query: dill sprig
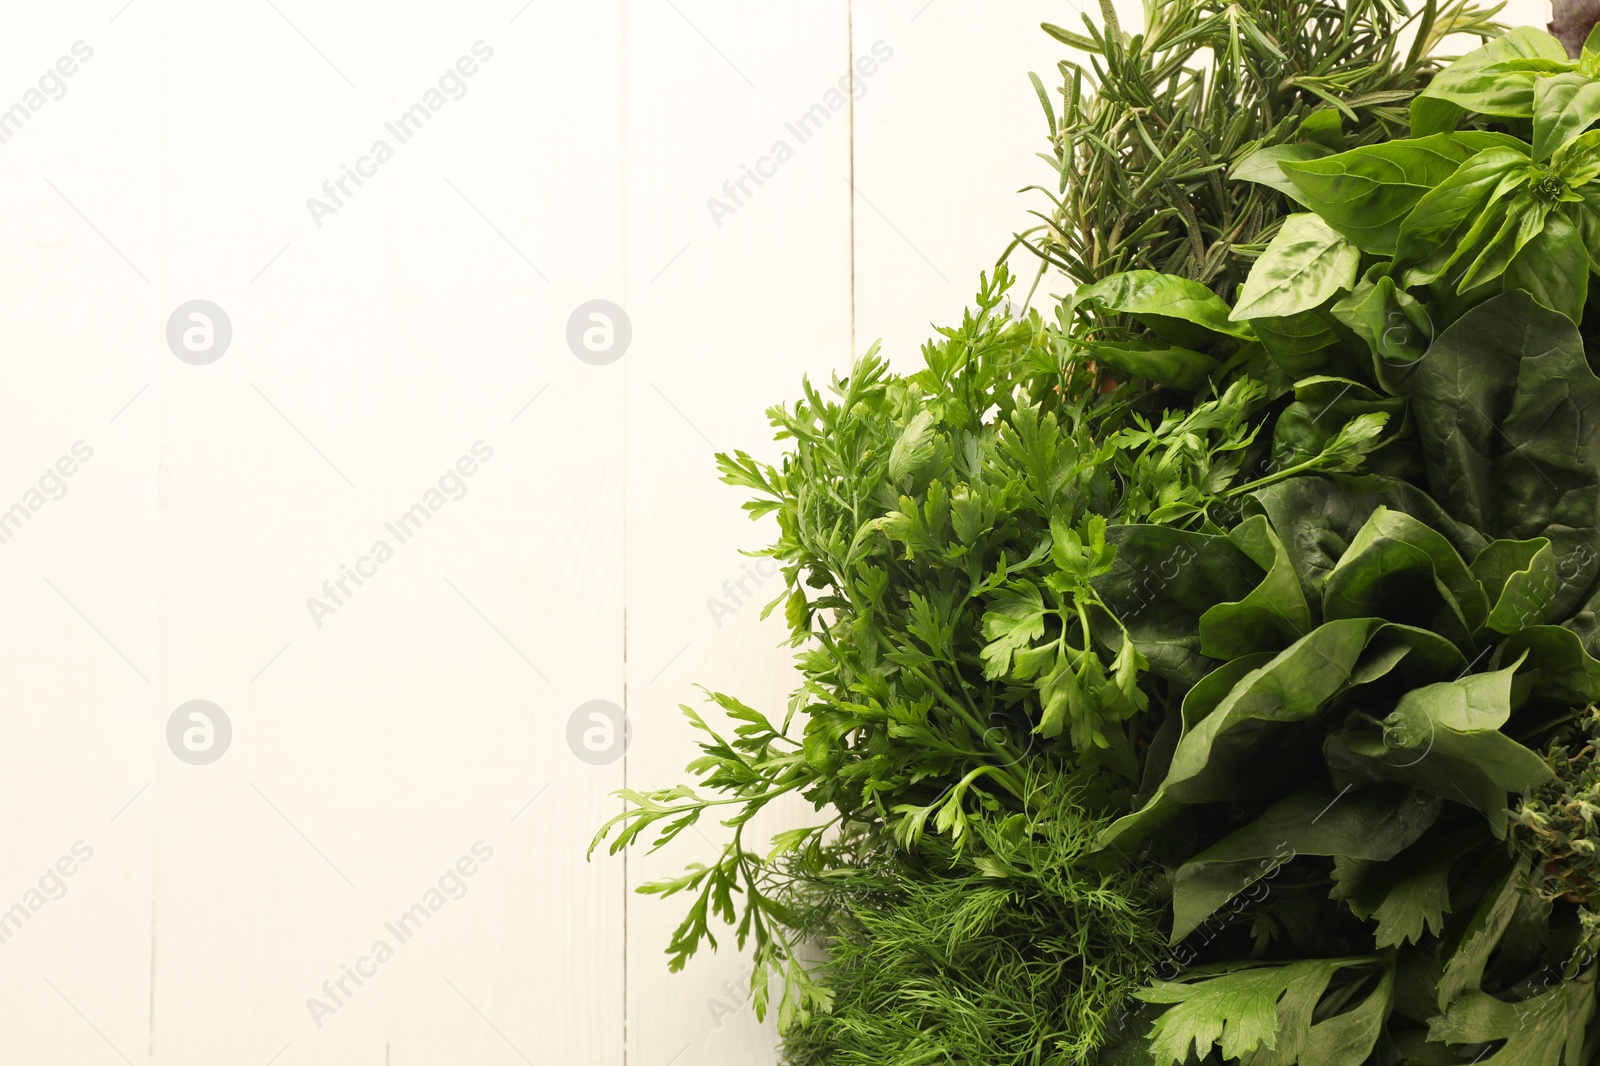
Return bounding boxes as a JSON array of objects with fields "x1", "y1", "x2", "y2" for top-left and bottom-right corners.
[{"x1": 778, "y1": 789, "x2": 1165, "y2": 1066}]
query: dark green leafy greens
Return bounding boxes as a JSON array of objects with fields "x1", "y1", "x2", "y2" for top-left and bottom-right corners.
[{"x1": 1078, "y1": 21, "x2": 1600, "y2": 1065}]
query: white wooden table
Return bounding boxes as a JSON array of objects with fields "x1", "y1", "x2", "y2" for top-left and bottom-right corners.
[{"x1": 0, "y1": 0, "x2": 1546, "y2": 1062}]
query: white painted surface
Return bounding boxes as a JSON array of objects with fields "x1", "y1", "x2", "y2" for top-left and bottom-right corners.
[{"x1": 0, "y1": 1, "x2": 1550, "y2": 1063}]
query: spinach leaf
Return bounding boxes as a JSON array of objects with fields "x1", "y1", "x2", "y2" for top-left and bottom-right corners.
[
  {"x1": 1324, "y1": 663, "x2": 1554, "y2": 836},
  {"x1": 1243, "y1": 478, "x2": 1489, "y2": 604},
  {"x1": 1099, "y1": 619, "x2": 1458, "y2": 853},
  {"x1": 1502, "y1": 205, "x2": 1590, "y2": 322},
  {"x1": 1331, "y1": 272, "x2": 1433, "y2": 392},
  {"x1": 1093, "y1": 525, "x2": 1256, "y2": 686},
  {"x1": 1321, "y1": 506, "x2": 1488, "y2": 638},
  {"x1": 1495, "y1": 624, "x2": 1600, "y2": 704},
  {"x1": 1170, "y1": 784, "x2": 1440, "y2": 940},
  {"x1": 1471, "y1": 537, "x2": 1557, "y2": 634},
  {"x1": 1247, "y1": 306, "x2": 1357, "y2": 377},
  {"x1": 1081, "y1": 339, "x2": 1221, "y2": 391},
  {"x1": 1409, "y1": 291, "x2": 1600, "y2": 621},
  {"x1": 1197, "y1": 515, "x2": 1312, "y2": 660}
]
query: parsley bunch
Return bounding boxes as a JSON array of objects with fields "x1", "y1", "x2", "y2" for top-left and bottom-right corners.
[{"x1": 592, "y1": 267, "x2": 1262, "y2": 1029}]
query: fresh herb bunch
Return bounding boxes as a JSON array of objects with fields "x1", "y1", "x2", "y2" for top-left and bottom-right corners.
[
  {"x1": 777, "y1": 788, "x2": 1164, "y2": 1066},
  {"x1": 590, "y1": 6, "x2": 1600, "y2": 1064},
  {"x1": 1015, "y1": 0, "x2": 1504, "y2": 295},
  {"x1": 592, "y1": 266, "x2": 1271, "y2": 1028}
]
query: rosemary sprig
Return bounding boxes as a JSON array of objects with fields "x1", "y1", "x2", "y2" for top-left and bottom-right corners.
[{"x1": 1011, "y1": 0, "x2": 1505, "y2": 299}]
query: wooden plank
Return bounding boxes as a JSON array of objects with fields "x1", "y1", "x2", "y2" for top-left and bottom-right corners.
[
  {"x1": 851, "y1": 0, "x2": 1095, "y2": 364},
  {"x1": 138, "y1": 2, "x2": 628, "y2": 1063},
  {"x1": 621, "y1": 2, "x2": 851, "y2": 1063},
  {"x1": 0, "y1": 4, "x2": 160, "y2": 1062}
]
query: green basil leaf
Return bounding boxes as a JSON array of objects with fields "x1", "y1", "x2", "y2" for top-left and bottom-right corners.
[
  {"x1": 1415, "y1": 26, "x2": 1569, "y2": 119},
  {"x1": 1533, "y1": 71, "x2": 1600, "y2": 159},
  {"x1": 1229, "y1": 143, "x2": 1332, "y2": 202},
  {"x1": 1457, "y1": 197, "x2": 1552, "y2": 293},
  {"x1": 1298, "y1": 109, "x2": 1346, "y2": 151},
  {"x1": 1409, "y1": 94, "x2": 1465, "y2": 137},
  {"x1": 1554, "y1": 125, "x2": 1600, "y2": 182},
  {"x1": 1230, "y1": 214, "x2": 1359, "y2": 321},
  {"x1": 1279, "y1": 134, "x2": 1516, "y2": 253},
  {"x1": 1481, "y1": 57, "x2": 1576, "y2": 75},
  {"x1": 1394, "y1": 147, "x2": 1531, "y2": 284},
  {"x1": 1430, "y1": 190, "x2": 1523, "y2": 296},
  {"x1": 1075, "y1": 269, "x2": 1254, "y2": 344},
  {"x1": 1502, "y1": 206, "x2": 1589, "y2": 322}
]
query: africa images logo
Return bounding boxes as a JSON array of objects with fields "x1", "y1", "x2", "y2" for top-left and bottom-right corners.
[{"x1": 704, "y1": 40, "x2": 893, "y2": 227}]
